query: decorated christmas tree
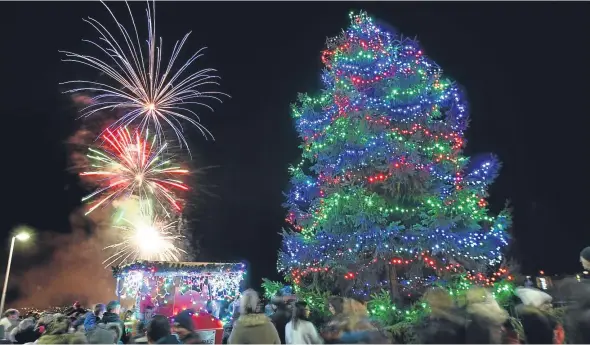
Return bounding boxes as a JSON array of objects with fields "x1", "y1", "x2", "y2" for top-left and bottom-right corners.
[{"x1": 278, "y1": 12, "x2": 511, "y2": 301}]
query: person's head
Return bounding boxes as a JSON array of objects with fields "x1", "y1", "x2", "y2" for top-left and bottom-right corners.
[
  {"x1": 106, "y1": 301, "x2": 121, "y2": 314},
  {"x1": 515, "y1": 287, "x2": 553, "y2": 311},
  {"x1": 73, "y1": 301, "x2": 81, "y2": 309},
  {"x1": 17, "y1": 317, "x2": 36, "y2": 332},
  {"x1": 93, "y1": 303, "x2": 106, "y2": 317},
  {"x1": 580, "y1": 247, "x2": 590, "y2": 270},
  {"x1": 342, "y1": 298, "x2": 368, "y2": 317},
  {"x1": 146, "y1": 315, "x2": 171, "y2": 344},
  {"x1": 173, "y1": 309, "x2": 195, "y2": 337},
  {"x1": 45, "y1": 314, "x2": 70, "y2": 335},
  {"x1": 4, "y1": 309, "x2": 19, "y2": 320},
  {"x1": 292, "y1": 301, "x2": 310, "y2": 329},
  {"x1": 424, "y1": 288, "x2": 456, "y2": 318},
  {"x1": 328, "y1": 296, "x2": 344, "y2": 315},
  {"x1": 239, "y1": 289, "x2": 259, "y2": 315},
  {"x1": 516, "y1": 305, "x2": 555, "y2": 344}
]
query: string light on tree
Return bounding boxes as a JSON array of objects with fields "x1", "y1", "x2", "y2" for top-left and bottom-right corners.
[{"x1": 278, "y1": 11, "x2": 512, "y2": 298}]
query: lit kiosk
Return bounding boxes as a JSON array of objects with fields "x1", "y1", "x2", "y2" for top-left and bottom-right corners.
[{"x1": 113, "y1": 261, "x2": 245, "y2": 343}]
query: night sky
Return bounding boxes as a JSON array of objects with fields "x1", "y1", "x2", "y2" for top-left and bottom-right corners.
[{"x1": 1, "y1": 2, "x2": 589, "y2": 302}]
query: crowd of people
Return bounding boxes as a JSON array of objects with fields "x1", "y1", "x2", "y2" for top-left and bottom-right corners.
[
  {"x1": 0, "y1": 300, "x2": 193, "y2": 345},
  {"x1": 1, "y1": 282, "x2": 590, "y2": 344},
  {"x1": 0, "y1": 247, "x2": 589, "y2": 344}
]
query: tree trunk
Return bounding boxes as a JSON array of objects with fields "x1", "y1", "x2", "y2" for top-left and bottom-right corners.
[{"x1": 387, "y1": 264, "x2": 400, "y2": 302}]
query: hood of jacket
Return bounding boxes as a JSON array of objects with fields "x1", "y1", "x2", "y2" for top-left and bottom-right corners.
[
  {"x1": 37, "y1": 333, "x2": 88, "y2": 344},
  {"x1": 235, "y1": 313, "x2": 272, "y2": 327}
]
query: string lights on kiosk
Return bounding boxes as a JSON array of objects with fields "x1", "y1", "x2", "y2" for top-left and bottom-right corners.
[{"x1": 113, "y1": 261, "x2": 245, "y2": 321}]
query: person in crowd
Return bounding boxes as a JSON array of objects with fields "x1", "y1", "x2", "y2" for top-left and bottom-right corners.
[
  {"x1": 417, "y1": 288, "x2": 466, "y2": 344},
  {"x1": 146, "y1": 315, "x2": 179, "y2": 344},
  {"x1": 66, "y1": 302, "x2": 86, "y2": 319},
  {"x1": 285, "y1": 301, "x2": 322, "y2": 344},
  {"x1": 130, "y1": 321, "x2": 148, "y2": 344},
  {"x1": 0, "y1": 309, "x2": 20, "y2": 342},
  {"x1": 563, "y1": 280, "x2": 590, "y2": 343},
  {"x1": 228, "y1": 289, "x2": 281, "y2": 344},
  {"x1": 270, "y1": 298, "x2": 291, "y2": 344},
  {"x1": 515, "y1": 286, "x2": 564, "y2": 344},
  {"x1": 463, "y1": 287, "x2": 509, "y2": 344},
  {"x1": 172, "y1": 309, "x2": 200, "y2": 344},
  {"x1": 86, "y1": 322, "x2": 118, "y2": 344},
  {"x1": 36, "y1": 314, "x2": 87, "y2": 344},
  {"x1": 265, "y1": 302, "x2": 277, "y2": 317},
  {"x1": 83, "y1": 304, "x2": 105, "y2": 332},
  {"x1": 580, "y1": 246, "x2": 590, "y2": 270},
  {"x1": 322, "y1": 298, "x2": 385, "y2": 344},
  {"x1": 10, "y1": 317, "x2": 39, "y2": 344},
  {"x1": 327, "y1": 296, "x2": 344, "y2": 317},
  {"x1": 101, "y1": 301, "x2": 127, "y2": 344}
]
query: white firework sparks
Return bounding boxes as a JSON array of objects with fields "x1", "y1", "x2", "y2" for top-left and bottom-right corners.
[
  {"x1": 60, "y1": 1, "x2": 228, "y2": 150},
  {"x1": 103, "y1": 208, "x2": 186, "y2": 267}
]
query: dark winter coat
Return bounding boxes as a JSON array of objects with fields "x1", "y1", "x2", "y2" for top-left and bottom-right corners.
[
  {"x1": 13, "y1": 329, "x2": 40, "y2": 344},
  {"x1": 100, "y1": 312, "x2": 126, "y2": 343},
  {"x1": 270, "y1": 307, "x2": 290, "y2": 344},
  {"x1": 179, "y1": 332, "x2": 202, "y2": 344},
  {"x1": 418, "y1": 312, "x2": 467, "y2": 344},
  {"x1": 154, "y1": 334, "x2": 180, "y2": 344}
]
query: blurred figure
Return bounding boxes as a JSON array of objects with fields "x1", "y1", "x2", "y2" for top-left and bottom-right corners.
[
  {"x1": 0, "y1": 309, "x2": 20, "y2": 342},
  {"x1": 270, "y1": 298, "x2": 291, "y2": 344},
  {"x1": 146, "y1": 315, "x2": 179, "y2": 344},
  {"x1": 36, "y1": 314, "x2": 87, "y2": 344},
  {"x1": 83, "y1": 304, "x2": 105, "y2": 332},
  {"x1": 515, "y1": 287, "x2": 562, "y2": 344},
  {"x1": 11, "y1": 317, "x2": 39, "y2": 344},
  {"x1": 580, "y1": 246, "x2": 590, "y2": 270},
  {"x1": 228, "y1": 289, "x2": 281, "y2": 344},
  {"x1": 327, "y1": 296, "x2": 344, "y2": 316},
  {"x1": 172, "y1": 309, "x2": 200, "y2": 344},
  {"x1": 86, "y1": 322, "x2": 118, "y2": 344},
  {"x1": 66, "y1": 302, "x2": 86, "y2": 319},
  {"x1": 101, "y1": 301, "x2": 127, "y2": 344},
  {"x1": 464, "y1": 287, "x2": 508, "y2": 344},
  {"x1": 322, "y1": 298, "x2": 386, "y2": 344},
  {"x1": 285, "y1": 301, "x2": 322, "y2": 344},
  {"x1": 562, "y1": 280, "x2": 590, "y2": 343},
  {"x1": 130, "y1": 321, "x2": 148, "y2": 344},
  {"x1": 418, "y1": 288, "x2": 466, "y2": 344}
]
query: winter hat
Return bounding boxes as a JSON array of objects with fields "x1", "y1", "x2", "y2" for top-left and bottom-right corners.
[
  {"x1": 173, "y1": 309, "x2": 195, "y2": 332},
  {"x1": 239, "y1": 289, "x2": 259, "y2": 314},
  {"x1": 515, "y1": 287, "x2": 552, "y2": 308}
]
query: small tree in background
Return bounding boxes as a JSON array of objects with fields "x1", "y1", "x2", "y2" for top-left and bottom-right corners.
[{"x1": 278, "y1": 11, "x2": 511, "y2": 303}]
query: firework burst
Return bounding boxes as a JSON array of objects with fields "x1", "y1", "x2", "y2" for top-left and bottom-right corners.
[
  {"x1": 81, "y1": 127, "x2": 189, "y2": 216},
  {"x1": 103, "y1": 209, "x2": 186, "y2": 267},
  {"x1": 60, "y1": 1, "x2": 228, "y2": 150}
]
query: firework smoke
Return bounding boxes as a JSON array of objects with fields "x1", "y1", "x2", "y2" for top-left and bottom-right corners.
[{"x1": 11, "y1": 209, "x2": 117, "y2": 308}]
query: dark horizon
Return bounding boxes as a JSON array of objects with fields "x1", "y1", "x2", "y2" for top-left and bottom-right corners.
[{"x1": 1, "y1": 2, "x2": 589, "y2": 305}]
